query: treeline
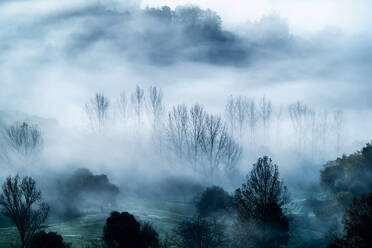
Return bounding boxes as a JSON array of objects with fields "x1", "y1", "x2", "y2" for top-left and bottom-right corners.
[
  {"x1": 83, "y1": 87, "x2": 346, "y2": 171},
  {"x1": 1, "y1": 149, "x2": 372, "y2": 248},
  {"x1": 1, "y1": 139, "x2": 372, "y2": 247},
  {"x1": 0, "y1": 86, "x2": 347, "y2": 179},
  {"x1": 0, "y1": 156, "x2": 290, "y2": 248}
]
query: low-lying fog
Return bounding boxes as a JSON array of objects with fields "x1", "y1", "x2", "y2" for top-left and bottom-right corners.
[{"x1": 1, "y1": 0, "x2": 372, "y2": 217}]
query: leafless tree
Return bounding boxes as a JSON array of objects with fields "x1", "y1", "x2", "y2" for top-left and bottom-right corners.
[
  {"x1": 235, "y1": 96, "x2": 249, "y2": 136},
  {"x1": 117, "y1": 91, "x2": 128, "y2": 121},
  {"x1": 167, "y1": 104, "x2": 189, "y2": 159},
  {"x1": 200, "y1": 115, "x2": 232, "y2": 175},
  {"x1": 247, "y1": 99, "x2": 260, "y2": 144},
  {"x1": 309, "y1": 109, "x2": 319, "y2": 160},
  {"x1": 131, "y1": 85, "x2": 145, "y2": 125},
  {"x1": 223, "y1": 136, "x2": 242, "y2": 171},
  {"x1": 166, "y1": 105, "x2": 241, "y2": 176},
  {"x1": 225, "y1": 95, "x2": 236, "y2": 135},
  {"x1": 224, "y1": 96, "x2": 249, "y2": 137},
  {"x1": 333, "y1": 110, "x2": 344, "y2": 156},
  {"x1": 317, "y1": 110, "x2": 330, "y2": 161},
  {"x1": 188, "y1": 104, "x2": 206, "y2": 165},
  {"x1": 288, "y1": 101, "x2": 311, "y2": 152},
  {"x1": 85, "y1": 93, "x2": 110, "y2": 131},
  {"x1": 0, "y1": 175, "x2": 49, "y2": 248},
  {"x1": 259, "y1": 96, "x2": 272, "y2": 139},
  {"x1": 275, "y1": 106, "x2": 284, "y2": 145},
  {"x1": 147, "y1": 86, "x2": 164, "y2": 130},
  {"x1": 4, "y1": 122, "x2": 42, "y2": 157}
]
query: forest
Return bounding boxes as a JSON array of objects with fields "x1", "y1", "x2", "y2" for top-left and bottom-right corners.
[{"x1": 1, "y1": 1, "x2": 372, "y2": 248}]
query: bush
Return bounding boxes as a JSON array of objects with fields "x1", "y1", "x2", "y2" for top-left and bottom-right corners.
[
  {"x1": 321, "y1": 143, "x2": 372, "y2": 197},
  {"x1": 327, "y1": 192, "x2": 372, "y2": 248},
  {"x1": 196, "y1": 186, "x2": 232, "y2": 217},
  {"x1": 172, "y1": 216, "x2": 226, "y2": 248},
  {"x1": 30, "y1": 231, "x2": 70, "y2": 248},
  {"x1": 103, "y1": 211, "x2": 159, "y2": 248}
]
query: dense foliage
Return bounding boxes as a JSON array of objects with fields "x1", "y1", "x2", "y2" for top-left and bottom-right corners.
[
  {"x1": 321, "y1": 143, "x2": 372, "y2": 197},
  {"x1": 30, "y1": 231, "x2": 70, "y2": 248},
  {"x1": 327, "y1": 192, "x2": 372, "y2": 248},
  {"x1": 196, "y1": 186, "x2": 233, "y2": 217},
  {"x1": 172, "y1": 216, "x2": 226, "y2": 248},
  {"x1": 103, "y1": 211, "x2": 159, "y2": 248}
]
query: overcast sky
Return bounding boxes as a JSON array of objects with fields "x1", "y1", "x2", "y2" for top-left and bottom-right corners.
[{"x1": 0, "y1": 0, "x2": 371, "y2": 141}]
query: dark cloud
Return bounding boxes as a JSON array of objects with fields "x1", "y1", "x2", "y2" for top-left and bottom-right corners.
[{"x1": 2, "y1": 1, "x2": 371, "y2": 79}]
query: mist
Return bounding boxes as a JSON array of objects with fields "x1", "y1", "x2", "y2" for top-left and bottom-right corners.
[{"x1": 0, "y1": 1, "x2": 371, "y2": 247}]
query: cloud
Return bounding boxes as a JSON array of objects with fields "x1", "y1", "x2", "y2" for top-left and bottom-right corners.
[{"x1": 0, "y1": 0, "x2": 372, "y2": 156}]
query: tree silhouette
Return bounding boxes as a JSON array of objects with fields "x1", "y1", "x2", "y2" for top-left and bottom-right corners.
[
  {"x1": 233, "y1": 156, "x2": 289, "y2": 248},
  {"x1": 196, "y1": 186, "x2": 232, "y2": 217},
  {"x1": 103, "y1": 211, "x2": 159, "y2": 248},
  {"x1": 0, "y1": 175, "x2": 49, "y2": 248},
  {"x1": 4, "y1": 122, "x2": 42, "y2": 157},
  {"x1": 327, "y1": 192, "x2": 372, "y2": 248},
  {"x1": 30, "y1": 231, "x2": 70, "y2": 248},
  {"x1": 131, "y1": 85, "x2": 145, "y2": 125},
  {"x1": 85, "y1": 93, "x2": 110, "y2": 131},
  {"x1": 172, "y1": 216, "x2": 226, "y2": 248}
]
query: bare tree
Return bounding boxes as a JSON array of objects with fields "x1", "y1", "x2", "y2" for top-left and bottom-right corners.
[
  {"x1": 0, "y1": 175, "x2": 49, "y2": 248},
  {"x1": 333, "y1": 110, "x2": 344, "y2": 156},
  {"x1": 259, "y1": 96, "x2": 272, "y2": 139},
  {"x1": 85, "y1": 93, "x2": 110, "y2": 131},
  {"x1": 200, "y1": 115, "x2": 232, "y2": 176},
  {"x1": 247, "y1": 99, "x2": 260, "y2": 144},
  {"x1": 4, "y1": 122, "x2": 42, "y2": 157},
  {"x1": 166, "y1": 105, "x2": 241, "y2": 176},
  {"x1": 309, "y1": 109, "x2": 319, "y2": 160},
  {"x1": 317, "y1": 110, "x2": 330, "y2": 161},
  {"x1": 275, "y1": 106, "x2": 284, "y2": 145},
  {"x1": 117, "y1": 91, "x2": 128, "y2": 121},
  {"x1": 147, "y1": 86, "x2": 164, "y2": 130},
  {"x1": 188, "y1": 104, "x2": 206, "y2": 165},
  {"x1": 131, "y1": 85, "x2": 145, "y2": 125},
  {"x1": 224, "y1": 96, "x2": 249, "y2": 137},
  {"x1": 288, "y1": 101, "x2": 311, "y2": 152},
  {"x1": 167, "y1": 104, "x2": 189, "y2": 159},
  {"x1": 223, "y1": 136, "x2": 242, "y2": 171},
  {"x1": 235, "y1": 96, "x2": 249, "y2": 136},
  {"x1": 225, "y1": 95, "x2": 236, "y2": 135}
]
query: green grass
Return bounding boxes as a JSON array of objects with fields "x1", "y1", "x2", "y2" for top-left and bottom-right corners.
[
  {"x1": 0, "y1": 197, "x2": 194, "y2": 247},
  {"x1": 0, "y1": 197, "x2": 325, "y2": 248}
]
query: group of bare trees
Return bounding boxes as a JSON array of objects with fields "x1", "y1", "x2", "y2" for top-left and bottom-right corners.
[
  {"x1": 1, "y1": 122, "x2": 43, "y2": 160},
  {"x1": 82, "y1": 88, "x2": 346, "y2": 175},
  {"x1": 166, "y1": 104, "x2": 242, "y2": 176},
  {"x1": 288, "y1": 101, "x2": 345, "y2": 160},
  {"x1": 85, "y1": 85, "x2": 164, "y2": 131},
  {"x1": 225, "y1": 95, "x2": 345, "y2": 161},
  {"x1": 83, "y1": 87, "x2": 241, "y2": 177},
  {"x1": 85, "y1": 93, "x2": 110, "y2": 131},
  {"x1": 225, "y1": 96, "x2": 270, "y2": 143}
]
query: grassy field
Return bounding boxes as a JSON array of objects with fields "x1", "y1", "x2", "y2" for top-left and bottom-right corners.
[
  {"x1": 0, "y1": 197, "x2": 324, "y2": 248},
  {"x1": 0, "y1": 197, "x2": 194, "y2": 247}
]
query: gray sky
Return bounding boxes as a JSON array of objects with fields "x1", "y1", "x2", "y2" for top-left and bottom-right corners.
[
  {"x1": 0, "y1": 0, "x2": 371, "y2": 136},
  {"x1": 1, "y1": 0, "x2": 372, "y2": 188}
]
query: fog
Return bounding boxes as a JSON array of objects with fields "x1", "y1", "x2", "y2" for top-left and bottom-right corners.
[{"x1": 0, "y1": 0, "x2": 372, "y2": 223}]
